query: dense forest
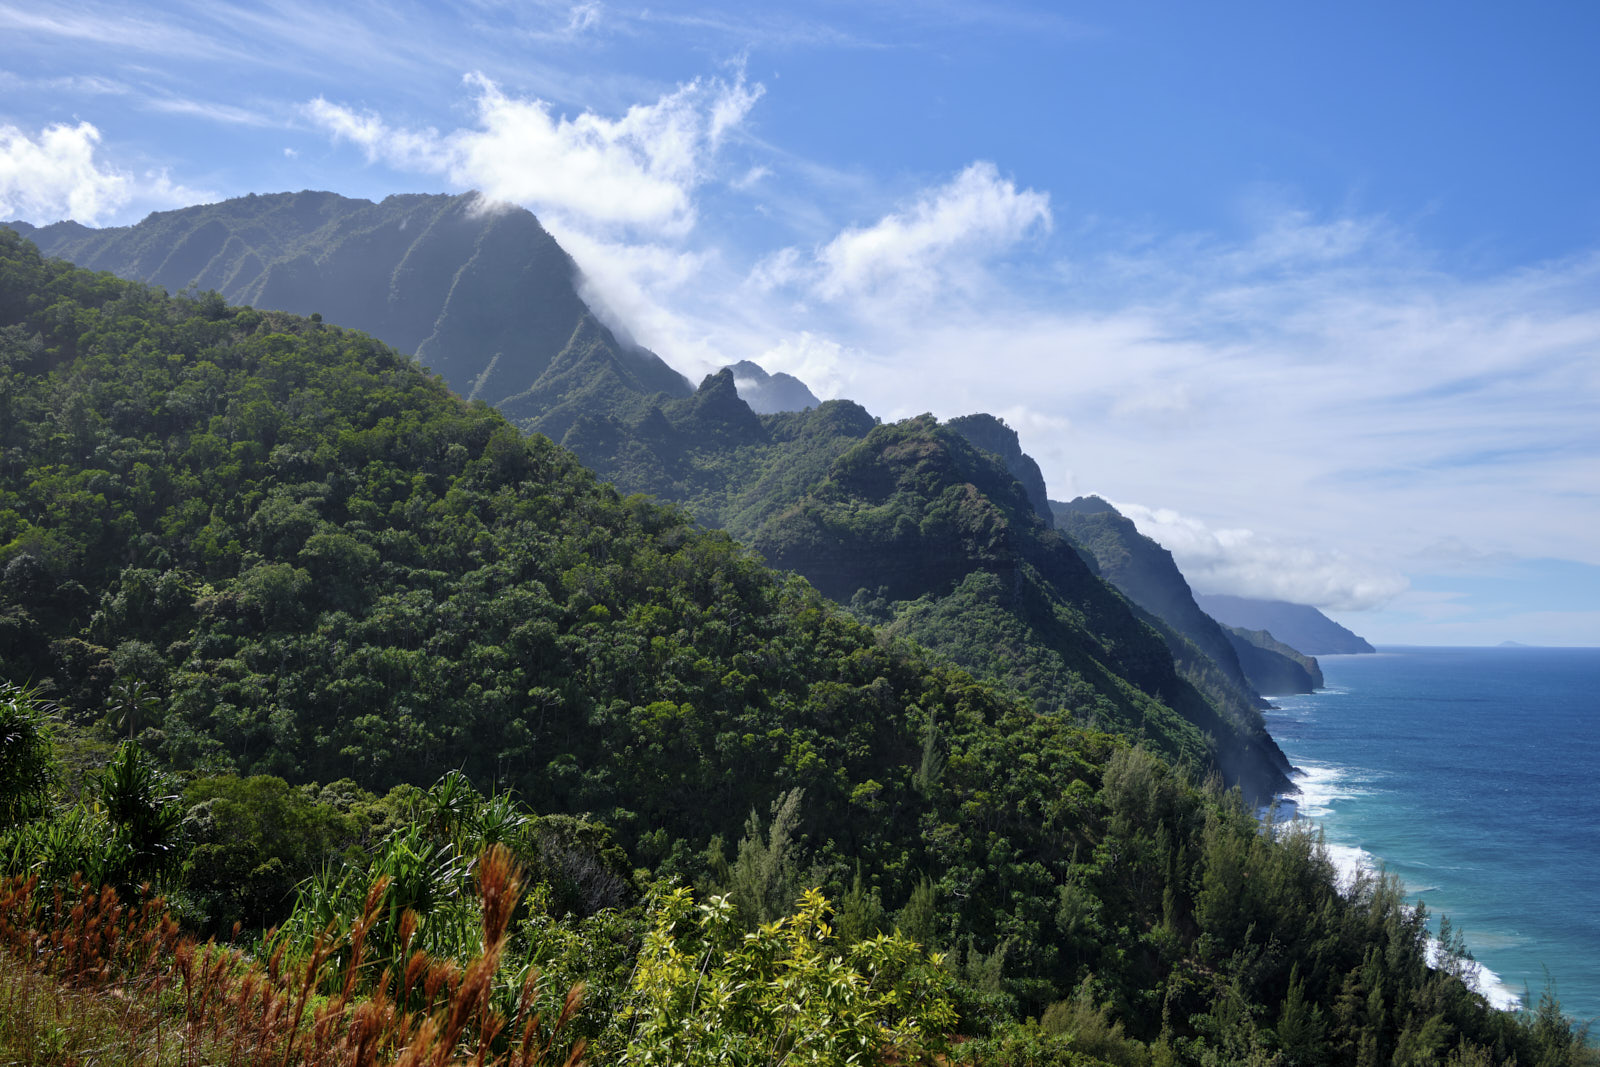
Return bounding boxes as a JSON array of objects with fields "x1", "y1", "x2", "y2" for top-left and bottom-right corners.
[
  {"x1": 10, "y1": 192, "x2": 1307, "y2": 801},
  {"x1": 1, "y1": 228, "x2": 1592, "y2": 1064},
  {"x1": 551, "y1": 368, "x2": 1293, "y2": 801}
]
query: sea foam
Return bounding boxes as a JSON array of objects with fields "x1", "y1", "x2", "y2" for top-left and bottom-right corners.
[
  {"x1": 1275, "y1": 763, "x2": 1523, "y2": 1012},
  {"x1": 1426, "y1": 938, "x2": 1524, "y2": 1012}
]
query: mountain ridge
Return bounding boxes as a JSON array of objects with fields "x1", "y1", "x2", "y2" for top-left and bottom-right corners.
[
  {"x1": 1196, "y1": 593, "x2": 1377, "y2": 655},
  {"x1": 5, "y1": 191, "x2": 692, "y2": 423}
]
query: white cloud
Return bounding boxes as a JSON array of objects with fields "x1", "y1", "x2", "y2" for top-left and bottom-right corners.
[
  {"x1": 811, "y1": 161, "x2": 1051, "y2": 303},
  {"x1": 1111, "y1": 501, "x2": 1410, "y2": 612},
  {"x1": 0, "y1": 121, "x2": 212, "y2": 226},
  {"x1": 0, "y1": 121, "x2": 129, "y2": 224},
  {"x1": 749, "y1": 331, "x2": 858, "y2": 399},
  {"x1": 306, "y1": 70, "x2": 763, "y2": 238},
  {"x1": 302, "y1": 98, "x2": 452, "y2": 173}
]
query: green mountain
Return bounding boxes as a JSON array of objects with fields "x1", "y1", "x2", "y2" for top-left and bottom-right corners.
[
  {"x1": 550, "y1": 373, "x2": 1291, "y2": 799},
  {"x1": 0, "y1": 229, "x2": 1070, "y2": 961},
  {"x1": 1224, "y1": 626, "x2": 1324, "y2": 694},
  {"x1": 1196, "y1": 593, "x2": 1377, "y2": 655},
  {"x1": 7, "y1": 195, "x2": 1292, "y2": 798},
  {"x1": 1052, "y1": 497, "x2": 1262, "y2": 703},
  {"x1": 5, "y1": 190, "x2": 691, "y2": 425},
  {"x1": 747, "y1": 417, "x2": 1293, "y2": 798},
  {"x1": 2, "y1": 229, "x2": 1576, "y2": 1064},
  {"x1": 1054, "y1": 497, "x2": 1328, "y2": 698}
]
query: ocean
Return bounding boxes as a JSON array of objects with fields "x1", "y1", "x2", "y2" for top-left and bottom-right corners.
[{"x1": 1263, "y1": 645, "x2": 1600, "y2": 1025}]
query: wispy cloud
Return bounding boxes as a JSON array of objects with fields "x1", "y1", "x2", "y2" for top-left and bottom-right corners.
[
  {"x1": 0, "y1": 71, "x2": 130, "y2": 96},
  {"x1": 143, "y1": 96, "x2": 280, "y2": 128},
  {"x1": 0, "y1": 2, "x2": 237, "y2": 58}
]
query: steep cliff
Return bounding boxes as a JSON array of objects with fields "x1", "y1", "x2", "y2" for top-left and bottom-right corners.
[
  {"x1": 1197, "y1": 594, "x2": 1376, "y2": 655},
  {"x1": 1224, "y1": 627, "x2": 1324, "y2": 694},
  {"x1": 7, "y1": 191, "x2": 690, "y2": 416}
]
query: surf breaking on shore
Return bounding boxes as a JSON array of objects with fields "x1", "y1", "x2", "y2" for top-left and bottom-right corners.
[{"x1": 1274, "y1": 762, "x2": 1523, "y2": 1012}]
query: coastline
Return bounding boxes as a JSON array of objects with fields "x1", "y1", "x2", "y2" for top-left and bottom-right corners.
[
  {"x1": 1260, "y1": 646, "x2": 1600, "y2": 1019},
  {"x1": 1272, "y1": 759, "x2": 1524, "y2": 1012}
]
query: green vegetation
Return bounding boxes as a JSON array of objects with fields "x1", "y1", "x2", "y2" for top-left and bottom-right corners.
[
  {"x1": 9, "y1": 191, "x2": 690, "y2": 417},
  {"x1": 12, "y1": 193, "x2": 1291, "y2": 798},
  {"x1": 0, "y1": 230, "x2": 1591, "y2": 1063},
  {"x1": 1224, "y1": 626, "x2": 1324, "y2": 695},
  {"x1": 551, "y1": 375, "x2": 1291, "y2": 801}
]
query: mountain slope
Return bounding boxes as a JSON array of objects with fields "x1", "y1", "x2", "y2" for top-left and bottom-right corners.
[
  {"x1": 11, "y1": 196, "x2": 1292, "y2": 799},
  {"x1": 0, "y1": 227, "x2": 1293, "y2": 1023},
  {"x1": 724, "y1": 359, "x2": 821, "y2": 413},
  {"x1": 2, "y1": 229, "x2": 1566, "y2": 1064},
  {"x1": 1053, "y1": 495, "x2": 1332, "y2": 701},
  {"x1": 1224, "y1": 626, "x2": 1324, "y2": 693},
  {"x1": 1196, "y1": 593, "x2": 1377, "y2": 654},
  {"x1": 748, "y1": 419, "x2": 1292, "y2": 799},
  {"x1": 546, "y1": 374, "x2": 1293, "y2": 799},
  {"x1": 6, "y1": 191, "x2": 690, "y2": 418},
  {"x1": 1052, "y1": 498, "x2": 1256, "y2": 694}
]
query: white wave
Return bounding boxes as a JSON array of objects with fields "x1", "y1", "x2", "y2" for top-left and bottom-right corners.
[
  {"x1": 1267, "y1": 719, "x2": 1529, "y2": 1015},
  {"x1": 1426, "y1": 938, "x2": 1524, "y2": 1012},
  {"x1": 1285, "y1": 760, "x2": 1373, "y2": 819},
  {"x1": 1322, "y1": 841, "x2": 1379, "y2": 892}
]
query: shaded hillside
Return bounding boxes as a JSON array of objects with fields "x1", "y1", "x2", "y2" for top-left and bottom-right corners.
[
  {"x1": 1055, "y1": 496, "x2": 1338, "y2": 706},
  {"x1": 1197, "y1": 593, "x2": 1377, "y2": 654},
  {"x1": 749, "y1": 419, "x2": 1292, "y2": 800},
  {"x1": 547, "y1": 369, "x2": 1291, "y2": 797},
  {"x1": 6, "y1": 191, "x2": 690, "y2": 422},
  {"x1": 1225, "y1": 626, "x2": 1324, "y2": 694},
  {"x1": 1052, "y1": 496, "x2": 1263, "y2": 711}
]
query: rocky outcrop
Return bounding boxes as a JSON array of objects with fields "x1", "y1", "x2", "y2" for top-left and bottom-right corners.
[{"x1": 946, "y1": 414, "x2": 1053, "y2": 523}]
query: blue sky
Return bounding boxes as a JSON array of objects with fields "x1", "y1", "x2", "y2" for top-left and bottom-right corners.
[{"x1": 3, "y1": 0, "x2": 1598, "y2": 645}]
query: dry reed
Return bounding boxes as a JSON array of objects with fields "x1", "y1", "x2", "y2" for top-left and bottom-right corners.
[{"x1": 0, "y1": 846, "x2": 585, "y2": 1066}]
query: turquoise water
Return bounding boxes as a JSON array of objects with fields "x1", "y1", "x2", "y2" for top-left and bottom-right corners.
[{"x1": 1264, "y1": 646, "x2": 1600, "y2": 1024}]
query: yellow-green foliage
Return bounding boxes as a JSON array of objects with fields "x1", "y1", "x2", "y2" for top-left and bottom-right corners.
[{"x1": 618, "y1": 885, "x2": 955, "y2": 1066}]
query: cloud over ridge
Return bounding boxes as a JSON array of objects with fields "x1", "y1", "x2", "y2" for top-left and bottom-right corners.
[
  {"x1": 1112, "y1": 500, "x2": 1410, "y2": 612},
  {"x1": 306, "y1": 70, "x2": 764, "y2": 237}
]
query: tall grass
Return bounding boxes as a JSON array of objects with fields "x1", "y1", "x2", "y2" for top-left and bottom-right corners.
[{"x1": 0, "y1": 846, "x2": 585, "y2": 1066}]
